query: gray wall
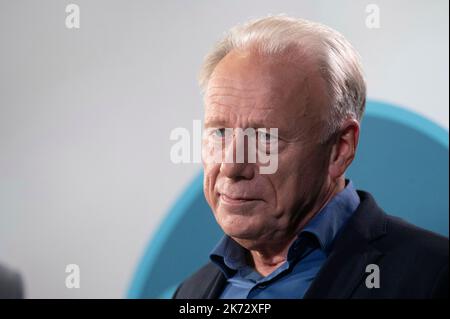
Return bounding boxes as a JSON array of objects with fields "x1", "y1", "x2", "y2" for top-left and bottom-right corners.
[{"x1": 0, "y1": 0, "x2": 448, "y2": 298}]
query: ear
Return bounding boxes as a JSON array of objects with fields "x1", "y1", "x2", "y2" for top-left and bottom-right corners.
[{"x1": 328, "y1": 119, "x2": 360, "y2": 179}]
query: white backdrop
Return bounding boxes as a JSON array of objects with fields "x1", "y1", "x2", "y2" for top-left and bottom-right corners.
[{"x1": 0, "y1": 0, "x2": 448, "y2": 298}]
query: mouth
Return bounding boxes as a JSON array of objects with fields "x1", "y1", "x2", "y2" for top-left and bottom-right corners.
[{"x1": 219, "y1": 193, "x2": 261, "y2": 206}]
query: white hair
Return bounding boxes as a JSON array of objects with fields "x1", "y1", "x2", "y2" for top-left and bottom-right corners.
[{"x1": 198, "y1": 15, "x2": 366, "y2": 142}]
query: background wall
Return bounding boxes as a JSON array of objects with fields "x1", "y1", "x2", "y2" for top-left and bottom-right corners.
[{"x1": 0, "y1": 0, "x2": 448, "y2": 298}]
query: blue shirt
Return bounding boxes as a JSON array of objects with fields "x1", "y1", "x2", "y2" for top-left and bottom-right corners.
[{"x1": 209, "y1": 181, "x2": 360, "y2": 299}]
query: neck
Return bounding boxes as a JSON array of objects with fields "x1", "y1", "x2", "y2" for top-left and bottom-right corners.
[{"x1": 247, "y1": 178, "x2": 345, "y2": 276}]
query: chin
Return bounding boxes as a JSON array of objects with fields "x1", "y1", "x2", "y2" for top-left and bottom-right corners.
[{"x1": 216, "y1": 212, "x2": 263, "y2": 240}]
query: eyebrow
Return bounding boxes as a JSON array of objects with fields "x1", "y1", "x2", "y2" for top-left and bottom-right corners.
[
  {"x1": 204, "y1": 116, "x2": 230, "y2": 128},
  {"x1": 204, "y1": 117, "x2": 281, "y2": 132}
]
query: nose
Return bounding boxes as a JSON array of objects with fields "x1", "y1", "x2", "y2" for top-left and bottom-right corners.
[
  {"x1": 220, "y1": 161, "x2": 255, "y2": 180},
  {"x1": 219, "y1": 131, "x2": 256, "y2": 180}
]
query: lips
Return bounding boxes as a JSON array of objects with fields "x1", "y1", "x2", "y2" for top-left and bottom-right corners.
[{"x1": 219, "y1": 193, "x2": 260, "y2": 205}]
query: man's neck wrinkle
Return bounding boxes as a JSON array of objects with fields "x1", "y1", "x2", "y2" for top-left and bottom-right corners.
[{"x1": 249, "y1": 178, "x2": 344, "y2": 276}]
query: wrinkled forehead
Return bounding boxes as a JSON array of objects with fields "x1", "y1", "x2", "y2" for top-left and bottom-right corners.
[
  {"x1": 203, "y1": 50, "x2": 326, "y2": 137},
  {"x1": 206, "y1": 49, "x2": 312, "y2": 99}
]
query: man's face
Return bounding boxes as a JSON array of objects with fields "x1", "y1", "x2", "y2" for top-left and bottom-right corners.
[{"x1": 202, "y1": 49, "x2": 332, "y2": 246}]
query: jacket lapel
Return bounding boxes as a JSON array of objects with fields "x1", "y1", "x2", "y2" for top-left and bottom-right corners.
[
  {"x1": 204, "y1": 270, "x2": 227, "y2": 299},
  {"x1": 304, "y1": 191, "x2": 387, "y2": 299}
]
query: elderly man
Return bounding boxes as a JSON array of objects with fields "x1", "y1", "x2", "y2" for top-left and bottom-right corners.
[{"x1": 173, "y1": 16, "x2": 448, "y2": 299}]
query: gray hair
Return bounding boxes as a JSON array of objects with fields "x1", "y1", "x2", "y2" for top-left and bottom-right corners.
[{"x1": 198, "y1": 15, "x2": 366, "y2": 142}]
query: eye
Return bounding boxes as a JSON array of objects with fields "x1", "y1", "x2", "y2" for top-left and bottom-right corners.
[
  {"x1": 262, "y1": 132, "x2": 272, "y2": 142},
  {"x1": 214, "y1": 128, "x2": 226, "y2": 138},
  {"x1": 258, "y1": 129, "x2": 277, "y2": 143}
]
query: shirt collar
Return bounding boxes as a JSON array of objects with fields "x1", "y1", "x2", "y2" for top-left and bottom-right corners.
[
  {"x1": 299, "y1": 180, "x2": 360, "y2": 253},
  {"x1": 210, "y1": 235, "x2": 247, "y2": 278},
  {"x1": 210, "y1": 180, "x2": 360, "y2": 275}
]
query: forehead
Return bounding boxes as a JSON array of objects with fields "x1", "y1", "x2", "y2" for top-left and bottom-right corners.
[{"x1": 204, "y1": 50, "x2": 324, "y2": 135}]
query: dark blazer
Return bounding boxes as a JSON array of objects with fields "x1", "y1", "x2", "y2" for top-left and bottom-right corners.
[
  {"x1": 0, "y1": 263, "x2": 24, "y2": 299},
  {"x1": 173, "y1": 191, "x2": 449, "y2": 299}
]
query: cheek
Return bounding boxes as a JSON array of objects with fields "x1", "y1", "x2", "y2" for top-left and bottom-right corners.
[
  {"x1": 202, "y1": 133, "x2": 224, "y2": 165},
  {"x1": 269, "y1": 147, "x2": 323, "y2": 205},
  {"x1": 273, "y1": 148, "x2": 306, "y2": 184},
  {"x1": 279, "y1": 144, "x2": 329, "y2": 179},
  {"x1": 202, "y1": 161, "x2": 220, "y2": 207}
]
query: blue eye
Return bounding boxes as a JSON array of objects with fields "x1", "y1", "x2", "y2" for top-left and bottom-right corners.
[
  {"x1": 258, "y1": 130, "x2": 278, "y2": 143},
  {"x1": 261, "y1": 132, "x2": 273, "y2": 142},
  {"x1": 214, "y1": 128, "x2": 226, "y2": 137}
]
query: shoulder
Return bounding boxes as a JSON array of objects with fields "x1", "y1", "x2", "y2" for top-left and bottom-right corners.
[
  {"x1": 374, "y1": 214, "x2": 448, "y2": 297},
  {"x1": 355, "y1": 190, "x2": 448, "y2": 263},
  {"x1": 340, "y1": 190, "x2": 448, "y2": 297},
  {"x1": 381, "y1": 213, "x2": 448, "y2": 262}
]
